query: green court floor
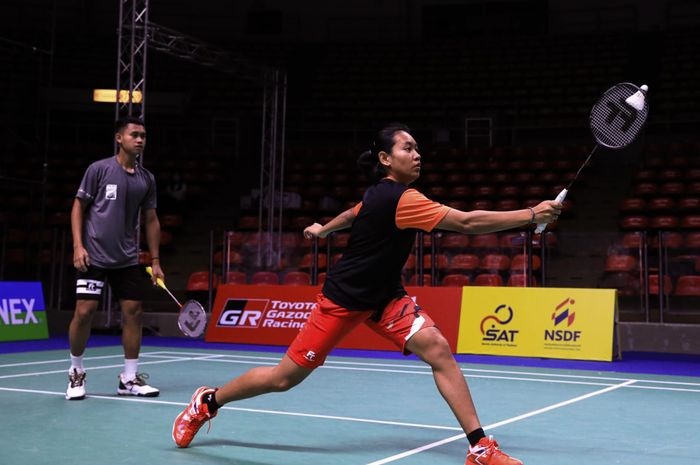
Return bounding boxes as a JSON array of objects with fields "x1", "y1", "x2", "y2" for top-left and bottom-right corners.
[{"x1": 1, "y1": 345, "x2": 699, "y2": 465}]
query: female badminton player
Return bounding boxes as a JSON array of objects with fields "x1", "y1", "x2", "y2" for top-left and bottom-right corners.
[{"x1": 172, "y1": 123, "x2": 561, "y2": 465}]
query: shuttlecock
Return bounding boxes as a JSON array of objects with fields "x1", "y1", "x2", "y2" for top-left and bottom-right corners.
[{"x1": 625, "y1": 84, "x2": 648, "y2": 111}]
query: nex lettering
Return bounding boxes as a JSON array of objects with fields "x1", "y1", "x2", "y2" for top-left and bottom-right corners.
[{"x1": 0, "y1": 299, "x2": 38, "y2": 325}]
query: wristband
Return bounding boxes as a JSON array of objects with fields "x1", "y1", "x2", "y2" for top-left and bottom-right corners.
[
  {"x1": 527, "y1": 207, "x2": 535, "y2": 224},
  {"x1": 151, "y1": 257, "x2": 159, "y2": 261}
]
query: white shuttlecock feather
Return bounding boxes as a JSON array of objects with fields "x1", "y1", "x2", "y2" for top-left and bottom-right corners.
[{"x1": 625, "y1": 84, "x2": 648, "y2": 111}]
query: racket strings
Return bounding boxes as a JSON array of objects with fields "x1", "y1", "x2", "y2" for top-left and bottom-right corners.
[{"x1": 590, "y1": 83, "x2": 648, "y2": 149}]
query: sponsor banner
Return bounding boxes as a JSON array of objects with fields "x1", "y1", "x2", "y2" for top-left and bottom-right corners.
[
  {"x1": 0, "y1": 282, "x2": 49, "y2": 342},
  {"x1": 205, "y1": 285, "x2": 462, "y2": 352},
  {"x1": 457, "y1": 287, "x2": 617, "y2": 361}
]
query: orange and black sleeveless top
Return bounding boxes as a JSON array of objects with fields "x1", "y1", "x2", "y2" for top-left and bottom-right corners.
[{"x1": 322, "y1": 178, "x2": 450, "y2": 311}]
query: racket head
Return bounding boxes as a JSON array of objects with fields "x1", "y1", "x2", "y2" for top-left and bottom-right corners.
[
  {"x1": 177, "y1": 300, "x2": 208, "y2": 338},
  {"x1": 590, "y1": 82, "x2": 649, "y2": 149}
]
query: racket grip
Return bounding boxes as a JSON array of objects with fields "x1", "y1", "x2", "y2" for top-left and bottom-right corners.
[
  {"x1": 534, "y1": 189, "x2": 568, "y2": 234},
  {"x1": 145, "y1": 266, "x2": 166, "y2": 289}
]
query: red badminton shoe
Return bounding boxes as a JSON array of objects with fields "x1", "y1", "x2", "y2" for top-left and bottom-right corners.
[
  {"x1": 172, "y1": 386, "x2": 218, "y2": 448},
  {"x1": 466, "y1": 436, "x2": 523, "y2": 465}
]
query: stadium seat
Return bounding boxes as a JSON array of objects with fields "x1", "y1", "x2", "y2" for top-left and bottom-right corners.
[
  {"x1": 186, "y1": 271, "x2": 219, "y2": 292},
  {"x1": 448, "y1": 254, "x2": 480, "y2": 272},
  {"x1": 480, "y1": 254, "x2": 510, "y2": 273},
  {"x1": 674, "y1": 275, "x2": 700, "y2": 296},
  {"x1": 510, "y1": 254, "x2": 542, "y2": 272},
  {"x1": 408, "y1": 274, "x2": 432, "y2": 286},
  {"x1": 604, "y1": 255, "x2": 637, "y2": 272},
  {"x1": 648, "y1": 275, "x2": 672, "y2": 295},
  {"x1": 442, "y1": 274, "x2": 470, "y2": 287},
  {"x1": 441, "y1": 234, "x2": 470, "y2": 250},
  {"x1": 620, "y1": 198, "x2": 646, "y2": 213},
  {"x1": 473, "y1": 274, "x2": 504, "y2": 286},
  {"x1": 283, "y1": 271, "x2": 311, "y2": 286},
  {"x1": 470, "y1": 233, "x2": 499, "y2": 251},
  {"x1": 649, "y1": 215, "x2": 679, "y2": 230},
  {"x1": 507, "y1": 274, "x2": 538, "y2": 287},
  {"x1": 299, "y1": 253, "x2": 327, "y2": 269},
  {"x1": 423, "y1": 254, "x2": 449, "y2": 270},
  {"x1": 620, "y1": 216, "x2": 649, "y2": 231},
  {"x1": 222, "y1": 271, "x2": 246, "y2": 285},
  {"x1": 251, "y1": 271, "x2": 279, "y2": 285}
]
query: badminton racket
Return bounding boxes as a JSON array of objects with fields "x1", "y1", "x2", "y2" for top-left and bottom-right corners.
[
  {"x1": 146, "y1": 266, "x2": 208, "y2": 338},
  {"x1": 535, "y1": 82, "x2": 650, "y2": 234}
]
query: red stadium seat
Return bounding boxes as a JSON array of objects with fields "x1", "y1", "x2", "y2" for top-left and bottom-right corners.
[
  {"x1": 251, "y1": 271, "x2": 279, "y2": 285},
  {"x1": 423, "y1": 254, "x2": 449, "y2": 270},
  {"x1": 648, "y1": 275, "x2": 672, "y2": 295},
  {"x1": 681, "y1": 215, "x2": 700, "y2": 229},
  {"x1": 470, "y1": 233, "x2": 499, "y2": 250},
  {"x1": 480, "y1": 254, "x2": 510, "y2": 272},
  {"x1": 678, "y1": 197, "x2": 700, "y2": 212},
  {"x1": 331, "y1": 233, "x2": 350, "y2": 248},
  {"x1": 620, "y1": 216, "x2": 649, "y2": 231},
  {"x1": 448, "y1": 254, "x2": 480, "y2": 272},
  {"x1": 299, "y1": 253, "x2": 327, "y2": 269},
  {"x1": 186, "y1": 271, "x2": 219, "y2": 292},
  {"x1": 621, "y1": 232, "x2": 644, "y2": 250},
  {"x1": 507, "y1": 274, "x2": 538, "y2": 287},
  {"x1": 674, "y1": 276, "x2": 700, "y2": 296},
  {"x1": 604, "y1": 255, "x2": 637, "y2": 272},
  {"x1": 442, "y1": 274, "x2": 470, "y2": 287},
  {"x1": 283, "y1": 271, "x2": 311, "y2": 286},
  {"x1": 620, "y1": 198, "x2": 646, "y2": 213},
  {"x1": 408, "y1": 274, "x2": 432, "y2": 286},
  {"x1": 225, "y1": 271, "x2": 247, "y2": 285},
  {"x1": 647, "y1": 197, "x2": 675, "y2": 212},
  {"x1": 440, "y1": 234, "x2": 470, "y2": 250},
  {"x1": 473, "y1": 274, "x2": 504, "y2": 286},
  {"x1": 510, "y1": 254, "x2": 542, "y2": 272},
  {"x1": 649, "y1": 215, "x2": 679, "y2": 230}
]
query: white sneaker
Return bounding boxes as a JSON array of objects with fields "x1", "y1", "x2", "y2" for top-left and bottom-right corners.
[
  {"x1": 117, "y1": 372, "x2": 160, "y2": 397},
  {"x1": 66, "y1": 369, "x2": 86, "y2": 400}
]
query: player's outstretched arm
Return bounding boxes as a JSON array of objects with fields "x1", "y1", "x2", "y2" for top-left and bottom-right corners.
[
  {"x1": 437, "y1": 200, "x2": 561, "y2": 235},
  {"x1": 304, "y1": 207, "x2": 357, "y2": 239}
]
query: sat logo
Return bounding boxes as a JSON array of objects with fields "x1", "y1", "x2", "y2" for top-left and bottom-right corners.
[{"x1": 480, "y1": 304, "x2": 519, "y2": 343}]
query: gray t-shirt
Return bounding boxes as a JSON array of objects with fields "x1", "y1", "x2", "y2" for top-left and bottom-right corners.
[{"x1": 76, "y1": 156, "x2": 157, "y2": 269}]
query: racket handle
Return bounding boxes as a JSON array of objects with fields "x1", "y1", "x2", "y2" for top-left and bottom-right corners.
[
  {"x1": 145, "y1": 266, "x2": 166, "y2": 289},
  {"x1": 534, "y1": 189, "x2": 568, "y2": 234}
]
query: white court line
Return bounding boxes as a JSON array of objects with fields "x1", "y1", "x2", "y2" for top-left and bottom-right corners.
[
  {"x1": 364, "y1": 379, "x2": 638, "y2": 465},
  {"x1": 149, "y1": 350, "x2": 700, "y2": 387},
  {"x1": 0, "y1": 386, "x2": 462, "y2": 431},
  {"x1": 0, "y1": 355, "x2": 218, "y2": 380},
  {"x1": 4, "y1": 350, "x2": 699, "y2": 391},
  {"x1": 0, "y1": 351, "x2": 193, "y2": 369}
]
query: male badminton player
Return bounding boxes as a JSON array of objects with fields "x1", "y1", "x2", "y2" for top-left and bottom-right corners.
[
  {"x1": 172, "y1": 123, "x2": 561, "y2": 465},
  {"x1": 66, "y1": 116, "x2": 163, "y2": 400}
]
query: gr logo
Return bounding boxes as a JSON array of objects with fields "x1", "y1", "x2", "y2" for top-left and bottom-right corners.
[{"x1": 217, "y1": 299, "x2": 268, "y2": 328}]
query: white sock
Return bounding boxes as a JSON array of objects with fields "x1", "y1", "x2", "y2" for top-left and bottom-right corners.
[
  {"x1": 70, "y1": 354, "x2": 84, "y2": 373},
  {"x1": 123, "y1": 358, "x2": 138, "y2": 380}
]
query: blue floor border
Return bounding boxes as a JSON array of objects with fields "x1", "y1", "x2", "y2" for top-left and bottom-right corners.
[{"x1": 2, "y1": 335, "x2": 699, "y2": 378}]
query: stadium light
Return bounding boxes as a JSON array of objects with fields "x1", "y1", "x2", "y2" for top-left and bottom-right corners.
[{"x1": 93, "y1": 89, "x2": 143, "y2": 103}]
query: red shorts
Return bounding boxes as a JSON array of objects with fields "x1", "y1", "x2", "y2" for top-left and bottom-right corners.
[{"x1": 286, "y1": 294, "x2": 436, "y2": 369}]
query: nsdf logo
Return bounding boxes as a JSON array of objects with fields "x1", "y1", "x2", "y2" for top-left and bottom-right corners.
[
  {"x1": 544, "y1": 297, "x2": 582, "y2": 343},
  {"x1": 479, "y1": 304, "x2": 519, "y2": 345},
  {"x1": 217, "y1": 299, "x2": 268, "y2": 328}
]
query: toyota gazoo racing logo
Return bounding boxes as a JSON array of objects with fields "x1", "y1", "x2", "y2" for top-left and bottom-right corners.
[
  {"x1": 479, "y1": 304, "x2": 518, "y2": 343},
  {"x1": 217, "y1": 299, "x2": 267, "y2": 328},
  {"x1": 544, "y1": 297, "x2": 581, "y2": 342},
  {"x1": 217, "y1": 298, "x2": 315, "y2": 329}
]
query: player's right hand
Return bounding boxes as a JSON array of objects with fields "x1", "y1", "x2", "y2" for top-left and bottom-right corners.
[
  {"x1": 73, "y1": 246, "x2": 90, "y2": 272},
  {"x1": 303, "y1": 223, "x2": 324, "y2": 240}
]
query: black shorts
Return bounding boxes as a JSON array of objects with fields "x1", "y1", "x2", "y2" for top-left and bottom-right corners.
[{"x1": 76, "y1": 265, "x2": 152, "y2": 301}]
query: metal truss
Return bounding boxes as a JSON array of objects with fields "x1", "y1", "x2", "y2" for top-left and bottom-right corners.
[
  {"x1": 115, "y1": 0, "x2": 148, "y2": 122},
  {"x1": 116, "y1": 1, "x2": 287, "y2": 271},
  {"x1": 257, "y1": 69, "x2": 287, "y2": 269}
]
